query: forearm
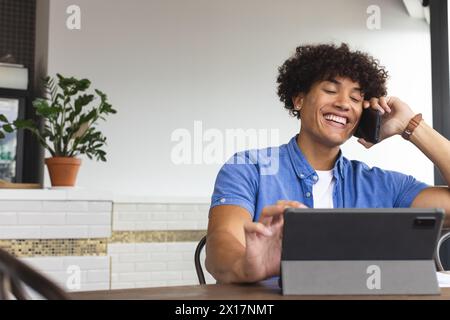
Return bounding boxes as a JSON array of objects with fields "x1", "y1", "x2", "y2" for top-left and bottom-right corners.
[
  {"x1": 205, "y1": 231, "x2": 248, "y2": 284},
  {"x1": 410, "y1": 121, "x2": 450, "y2": 187}
]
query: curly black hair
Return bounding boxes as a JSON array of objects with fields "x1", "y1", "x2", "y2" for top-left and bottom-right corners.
[{"x1": 277, "y1": 43, "x2": 388, "y2": 119}]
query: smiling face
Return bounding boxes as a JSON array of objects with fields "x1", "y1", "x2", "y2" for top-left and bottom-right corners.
[{"x1": 293, "y1": 76, "x2": 364, "y2": 148}]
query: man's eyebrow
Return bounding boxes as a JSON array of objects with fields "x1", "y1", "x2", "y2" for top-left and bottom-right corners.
[{"x1": 326, "y1": 78, "x2": 362, "y2": 92}]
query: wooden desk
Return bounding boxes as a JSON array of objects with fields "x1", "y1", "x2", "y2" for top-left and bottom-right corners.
[{"x1": 70, "y1": 279, "x2": 450, "y2": 300}]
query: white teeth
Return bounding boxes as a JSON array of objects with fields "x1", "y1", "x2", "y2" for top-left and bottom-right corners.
[{"x1": 324, "y1": 114, "x2": 347, "y2": 125}]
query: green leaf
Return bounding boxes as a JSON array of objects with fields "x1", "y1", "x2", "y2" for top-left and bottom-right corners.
[
  {"x1": 95, "y1": 89, "x2": 106, "y2": 101},
  {"x1": 84, "y1": 109, "x2": 98, "y2": 123},
  {"x1": 0, "y1": 131, "x2": 4, "y2": 139},
  {"x1": 33, "y1": 98, "x2": 53, "y2": 117},
  {"x1": 2, "y1": 124, "x2": 14, "y2": 133},
  {"x1": 0, "y1": 114, "x2": 8, "y2": 123},
  {"x1": 69, "y1": 94, "x2": 95, "y2": 122},
  {"x1": 75, "y1": 94, "x2": 94, "y2": 109},
  {"x1": 77, "y1": 79, "x2": 91, "y2": 92},
  {"x1": 13, "y1": 119, "x2": 36, "y2": 129},
  {"x1": 57, "y1": 74, "x2": 91, "y2": 96}
]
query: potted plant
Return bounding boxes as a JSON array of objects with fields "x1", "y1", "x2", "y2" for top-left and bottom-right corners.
[{"x1": 1, "y1": 74, "x2": 117, "y2": 187}]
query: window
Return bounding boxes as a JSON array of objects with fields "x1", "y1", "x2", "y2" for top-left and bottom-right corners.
[{"x1": 0, "y1": 97, "x2": 19, "y2": 182}]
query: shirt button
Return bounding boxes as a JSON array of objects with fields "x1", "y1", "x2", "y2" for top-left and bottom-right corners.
[
  {"x1": 220, "y1": 198, "x2": 226, "y2": 203},
  {"x1": 313, "y1": 175, "x2": 318, "y2": 181},
  {"x1": 305, "y1": 192, "x2": 311, "y2": 198},
  {"x1": 300, "y1": 174, "x2": 305, "y2": 179}
]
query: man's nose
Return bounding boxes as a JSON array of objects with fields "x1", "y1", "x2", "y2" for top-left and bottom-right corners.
[{"x1": 334, "y1": 95, "x2": 351, "y2": 111}]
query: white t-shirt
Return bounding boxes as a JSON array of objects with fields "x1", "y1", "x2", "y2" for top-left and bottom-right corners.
[{"x1": 312, "y1": 170, "x2": 335, "y2": 208}]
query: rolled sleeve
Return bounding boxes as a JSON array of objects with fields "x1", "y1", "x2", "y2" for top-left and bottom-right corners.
[
  {"x1": 210, "y1": 152, "x2": 259, "y2": 219},
  {"x1": 389, "y1": 171, "x2": 429, "y2": 208}
]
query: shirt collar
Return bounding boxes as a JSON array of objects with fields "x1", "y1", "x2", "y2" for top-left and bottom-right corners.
[{"x1": 287, "y1": 134, "x2": 345, "y2": 180}]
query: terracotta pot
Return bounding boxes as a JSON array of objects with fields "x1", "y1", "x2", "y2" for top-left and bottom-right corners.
[{"x1": 45, "y1": 157, "x2": 81, "y2": 187}]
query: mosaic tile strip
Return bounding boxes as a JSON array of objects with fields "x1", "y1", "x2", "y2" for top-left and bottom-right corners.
[
  {"x1": 0, "y1": 231, "x2": 206, "y2": 257},
  {"x1": 109, "y1": 230, "x2": 206, "y2": 243},
  {"x1": 0, "y1": 239, "x2": 107, "y2": 257}
]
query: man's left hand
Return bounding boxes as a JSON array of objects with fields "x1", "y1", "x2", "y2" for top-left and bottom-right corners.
[{"x1": 358, "y1": 96, "x2": 415, "y2": 148}]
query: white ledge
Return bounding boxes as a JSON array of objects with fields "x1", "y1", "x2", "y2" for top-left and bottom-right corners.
[
  {"x1": 112, "y1": 194, "x2": 210, "y2": 204},
  {"x1": 0, "y1": 189, "x2": 210, "y2": 203},
  {"x1": 0, "y1": 188, "x2": 113, "y2": 201}
]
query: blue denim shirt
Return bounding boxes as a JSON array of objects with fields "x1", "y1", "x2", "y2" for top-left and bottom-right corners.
[{"x1": 210, "y1": 135, "x2": 428, "y2": 221}]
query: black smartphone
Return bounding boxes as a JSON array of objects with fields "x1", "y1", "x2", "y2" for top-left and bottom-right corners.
[{"x1": 354, "y1": 108, "x2": 382, "y2": 144}]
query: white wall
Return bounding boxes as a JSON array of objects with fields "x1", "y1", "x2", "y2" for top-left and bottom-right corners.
[{"x1": 47, "y1": 0, "x2": 433, "y2": 198}]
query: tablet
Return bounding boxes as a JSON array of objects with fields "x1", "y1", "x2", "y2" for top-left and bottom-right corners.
[{"x1": 281, "y1": 208, "x2": 444, "y2": 295}]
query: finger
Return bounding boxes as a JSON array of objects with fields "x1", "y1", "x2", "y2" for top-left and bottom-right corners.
[
  {"x1": 385, "y1": 96, "x2": 394, "y2": 106},
  {"x1": 271, "y1": 213, "x2": 284, "y2": 229},
  {"x1": 277, "y1": 200, "x2": 306, "y2": 208},
  {"x1": 244, "y1": 221, "x2": 273, "y2": 237},
  {"x1": 370, "y1": 97, "x2": 385, "y2": 115},
  {"x1": 363, "y1": 101, "x2": 370, "y2": 109},
  {"x1": 262, "y1": 204, "x2": 284, "y2": 216},
  {"x1": 379, "y1": 96, "x2": 391, "y2": 113},
  {"x1": 358, "y1": 138, "x2": 374, "y2": 149},
  {"x1": 276, "y1": 200, "x2": 307, "y2": 208},
  {"x1": 261, "y1": 202, "x2": 308, "y2": 221}
]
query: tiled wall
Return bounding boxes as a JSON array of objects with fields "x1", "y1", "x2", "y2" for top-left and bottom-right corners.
[
  {"x1": 111, "y1": 203, "x2": 214, "y2": 288},
  {"x1": 109, "y1": 242, "x2": 215, "y2": 289},
  {"x1": 22, "y1": 256, "x2": 110, "y2": 292},
  {"x1": 0, "y1": 198, "x2": 216, "y2": 292},
  {"x1": 0, "y1": 200, "x2": 112, "y2": 239},
  {"x1": 0, "y1": 199, "x2": 112, "y2": 293},
  {"x1": 113, "y1": 203, "x2": 209, "y2": 231}
]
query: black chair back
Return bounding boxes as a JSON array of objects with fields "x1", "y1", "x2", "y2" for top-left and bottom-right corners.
[
  {"x1": 194, "y1": 236, "x2": 207, "y2": 285},
  {"x1": 436, "y1": 232, "x2": 450, "y2": 271},
  {"x1": 0, "y1": 248, "x2": 68, "y2": 300}
]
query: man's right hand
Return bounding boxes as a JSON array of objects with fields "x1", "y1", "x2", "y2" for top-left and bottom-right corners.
[{"x1": 239, "y1": 200, "x2": 308, "y2": 282}]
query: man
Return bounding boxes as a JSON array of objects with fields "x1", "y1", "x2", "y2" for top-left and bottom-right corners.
[{"x1": 205, "y1": 43, "x2": 450, "y2": 284}]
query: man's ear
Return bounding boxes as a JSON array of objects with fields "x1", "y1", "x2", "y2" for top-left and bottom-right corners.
[{"x1": 292, "y1": 94, "x2": 305, "y2": 109}]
